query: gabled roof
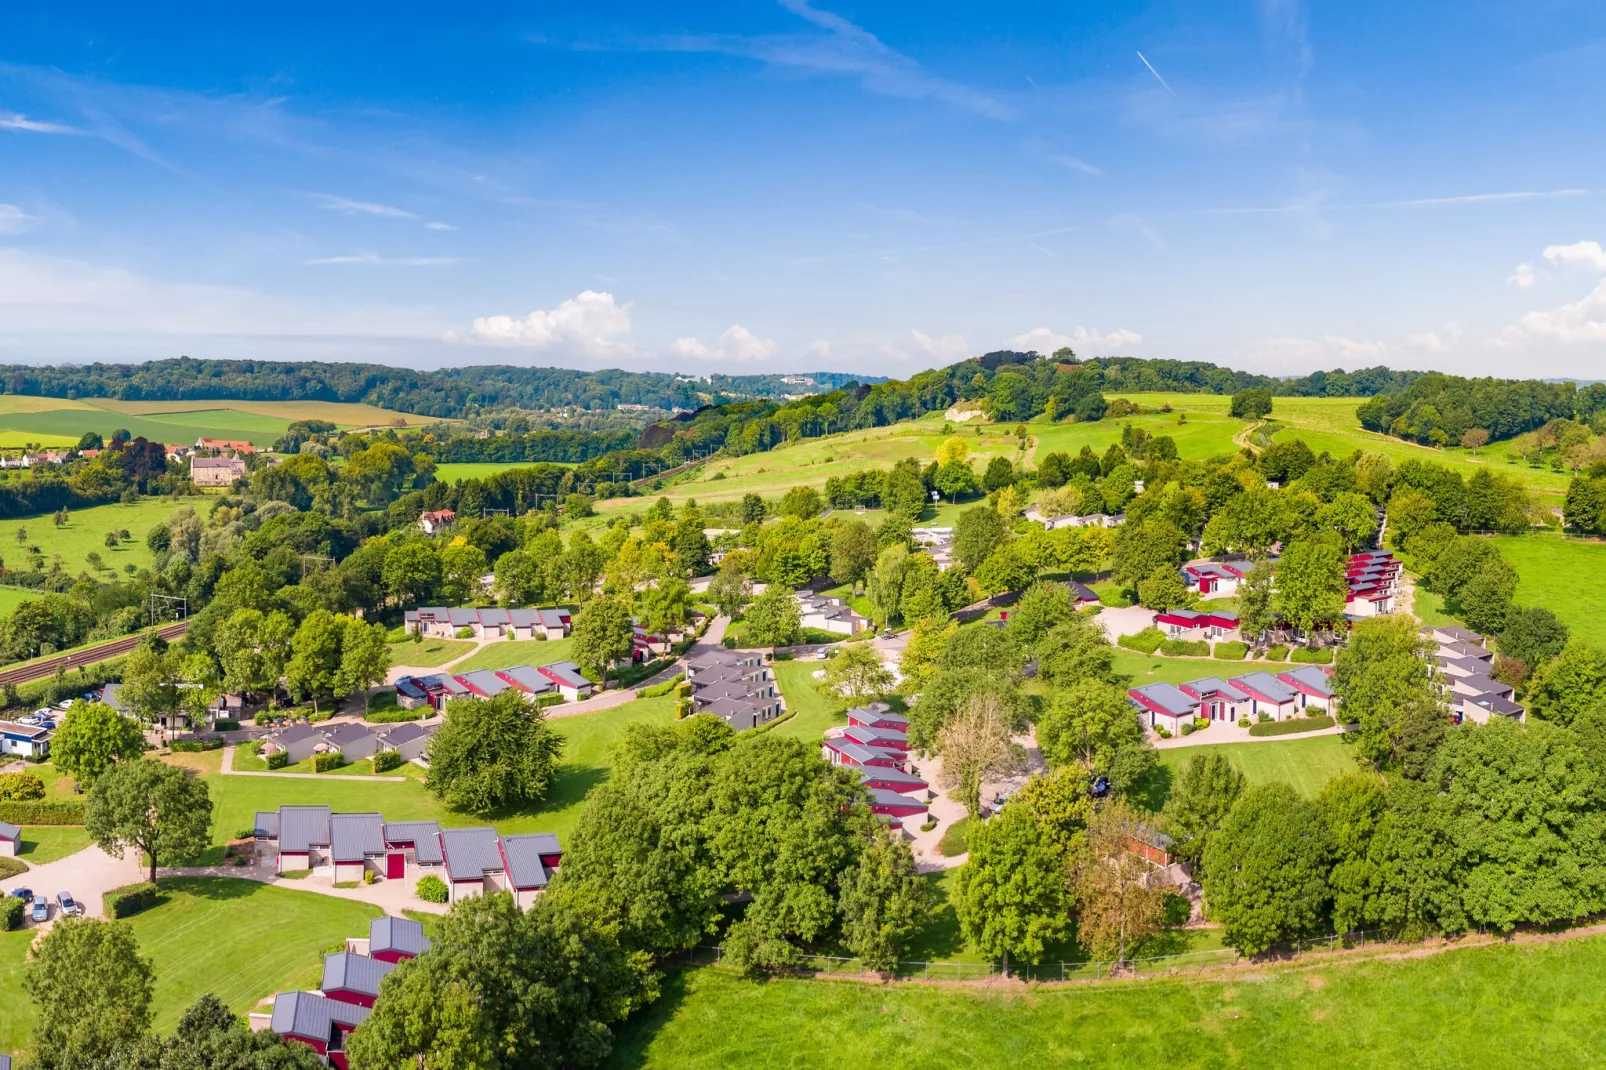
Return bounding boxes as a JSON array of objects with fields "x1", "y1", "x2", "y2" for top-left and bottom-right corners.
[
  {"x1": 538, "y1": 661, "x2": 591, "y2": 689},
  {"x1": 271, "y1": 990, "x2": 369, "y2": 1040},
  {"x1": 254, "y1": 811, "x2": 280, "y2": 838},
  {"x1": 1457, "y1": 692, "x2": 1525, "y2": 717},
  {"x1": 1231, "y1": 671, "x2": 1298, "y2": 704},
  {"x1": 278, "y1": 806, "x2": 332, "y2": 853},
  {"x1": 0, "y1": 821, "x2": 20, "y2": 840},
  {"x1": 1277, "y1": 665, "x2": 1335, "y2": 698},
  {"x1": 1128, "y1": 682, "x2": 1197, "y2": 717},
  {"x1": 867, "y1": 788, "x2": 927, "y2": 810},
  {"x1": 496, "y1": 664, "x2": 556, "y2": 695},
  {"x1": 456, "y1": 669, "x2": 511, "y2": 697},
  {"x1": 370, "y1": 916, "x2": 431, "y2": 958},
  {"x1": 823, "y1": 738, "x2": 890, "y2": 765},
  {"x1": 329, "y1": 812, "x2": 386, "y2": 863},
  {"x1": 382, "y1": 821, "x2": 444, "y2": 864},
  {"x1": 1068, "y1": 580, "x2": 1100, "y2": 603},
  {"x1": 856, "y1": 765, "x2": 927, "y2": 790},
  {"x1": 440, "y1": 827, "x2": 505, "y2": 881},
  {"x1": 322, "y1": 951, "x2": 395, "y2": 997},
  {"x1": 322, "y1": 723, "x2": 377, "y2": 749},
  {"x1": 379, "y1": 722, "x2": 432, "y2": 747},
  {"x1": 842, "y1": 724, "x2": 908, "y2": 747},
  {"x1": 1180, "y1": 677, "x2": 1250, "y2": 702},
  {"x1": 501, "y1": 833, "x2": 560, "y2": 889},
  {"x1": 1456, "y1": 672, "x2": 1514, "y2": 697},
  {"x1": 1424, "y1": 623, "x2": 1485, "y2": 644},
  {"x1": 270, "y1": 723, "x2": 324, "y2": 746},
  {"x1": 535, "y1": 607, "x2": 570, "y2": 628},
  {"x1": 477, "y1": 607, "x2": 510, "y2": 627}
]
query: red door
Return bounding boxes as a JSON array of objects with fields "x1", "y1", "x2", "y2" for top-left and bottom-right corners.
[{"x1": 386, "y1": 852, "x2": 405, "y2": 879}]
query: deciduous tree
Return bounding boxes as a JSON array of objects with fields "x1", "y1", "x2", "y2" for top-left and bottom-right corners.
[
  {"x1": 838, "y1": 826, "x2": 931, "y2": 972},
  {"x1": 938, "y1": 693, "x2": 1017, "y2": 817},
  {"x1": 1161, "y1": 750, "x2": 1246, "y2": 873},
  {"x1": 1074, "y1": 800, "x2": 1168, "y2": 965},
  {"x1": 50, "y1": 701, "x2": 146, "y2": 787},
  {"x1": 1201, "y1": 783, "x2": 1331, "y2": 956},
  {"x1": 954, "y1": 802, "x2": 1069, "y2": 971},
  {"x1": 570, "y1": 595, "x2": 635, "y2": 687},
  {"x1": 84, "y1": 759, "x2": 213, "y2": 884},
  {"x1": 26, "y1": 916, "x2": 153, "y2": 1066},
  {"x1": 425, "y1": 689, "x2": 565, "y2": 812},
  {"x1": 742, "y1": 583, "x2": 802, "y2": 648},
  {"x1": 821, "y1": 643, "x2": 895, "y2": 702},
  {"x1": 1333, "y1": 614, "x2": 1447, "y2": 774}
]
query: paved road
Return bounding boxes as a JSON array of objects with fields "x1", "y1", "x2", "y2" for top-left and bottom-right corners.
[
  {"x1": 0, "y1": 843, "x2": 144, "y2": 923},
  {"x1": 0, "y1": 621, "x2": 189, "y2": 687}
]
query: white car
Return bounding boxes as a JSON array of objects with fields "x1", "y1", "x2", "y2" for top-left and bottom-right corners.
[{"x1": 55, "y1": 698, "x2": 76, "y2": 711}]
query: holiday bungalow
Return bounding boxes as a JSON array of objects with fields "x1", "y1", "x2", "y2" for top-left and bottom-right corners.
[
  {"x1": 821, "y1": 737, "x2": 902, "y2": 771},
  {"x1": 840, "y1": 723, "x2": 908, "y2": 755},
  {"x1": 1423, "y1": 624, "x2": 1486, "y2": 648},
  {"x1": 0, "y1": 821, "x2": 19, "y2": 857},
  {"x1": 1154, "y1": 608, "x2": 1241, "y2": 641},
  {"x1": 1180, "y1": 558, "x2": 1259, "y2": 596},
  {"x1": 1276, "y1": 665, "x2": 1335, "y2": 709},
  {"x1": 494, "y1": 664, "x2": 559, "y2": 700},
  {"x1": 0, "y1": 721, "x2": 50, "y2": 759},
  {"x1": 378, "y1": 821, "x2": 444, "y2": 875},
  {"x1": 501, "y1": 832, "x2": 564, "y2": 910},
  {"x1": 271, "y1": 990, "x2": 368, "y2": 1068},
  {"x1": 846, "y1": 705, "x2": 908, "y2": 731},
  {"x1": 1177, "y1": 677, "x2": 1252, "y2": 723},
  {"x1": 867, "y1": 788, "x2": 929, "y2": 819},
  {"x1": 437, "y1": 827, "x2": 563, "y2": 907},
  {"x1": 1231, "y1": 671, "x2": 1302, "y2": 721},
  {"x1": 796, "y1": 593, "x2": 872, "y2": 635},
  {"x1": 1068, "y1": 580, "x2": 1102, "y2": 608},
  {"x1": 329, "y1": 812, "x2": 388, "y2": 885},
  {"x1": 536, "y1": 661, "x2": 594, "y2": 701},
  {"x1": 256, "y1": 807, "x2": 446, "y2": 880},
  {"x1": 1127, "y1": 682, "x2": 1199, "y2": 735},
  {"x1": 320, "y1": 952, "x2": 394, "y2": 1009},
  {"x1": 355, "y1": 916, "x2": 431, "y2": 963},
  {"x1": 455, "y1": 668, "x2": 513, "y2": 699},
  {"x1": 858, "y1": 765, "x2": 928, "y2": 793}
]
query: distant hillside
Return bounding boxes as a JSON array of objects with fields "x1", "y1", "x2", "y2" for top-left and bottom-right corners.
[{"x1": 0, "y1": 358, "x2": 885, "y2": 420}]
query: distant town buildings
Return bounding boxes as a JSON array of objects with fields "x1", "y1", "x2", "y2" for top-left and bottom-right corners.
[{"x1": 191, "y1": 455, "x2": 247, "y2": 486}]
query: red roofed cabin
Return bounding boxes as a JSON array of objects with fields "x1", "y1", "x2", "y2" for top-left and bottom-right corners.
[
  {"x1": 270, "y1": 990, "x2": 368, "y2": 1069},
  {"x1": 1154, "y1": 608, "x2": 1240, "y2": 641},
  {"x1": 418, "y1": 509, "x2": 456, "y2": 535},
  {"x1": 846, "y1": 704, "x2": 908, "y2": 731},
  {"x1": 821, "y1": 737, "x2": 902, "y2": 771}
]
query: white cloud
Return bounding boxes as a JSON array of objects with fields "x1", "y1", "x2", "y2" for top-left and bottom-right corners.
[
  {"x1": 1543, "y1": 240, "x2": 1606, "y2": 272},
  {"x1": 0, "y1": 204, "x2": 35, "y2": 234},
  {"x1": 305, "y1": 251, "x2": 459, "y2": 266},
  {"x1": 1508, "y1": 262, "x2": 1537, "y2": 289},
  {"x1": 424, "y1": 221, "x2": 456, "y2": 231},
  {"x1": 910, "y1": 330, "x2": 971, "y2": 361},
  {"x1": 1408, "y1": 324, "x2": 1462, "y2": 353},
  {"x1": 312, "y1": 194, "x2": 417, "y2": 219},
  {"x1": 1500, "y1": 278, "x2": 1606, "y2": 345},
  {"x1": 1050, "y1": 154, "x2": 1105, "y2": 177},
  {"x1": 1010, "y1": 326, "x2": 1142, "y2": 355},
  {"x1": 671, "y1": 324, "x2": 778, "y2": 363},
  {"x1": 461, "y1": 290, "x2": 635, "y2": 355},
  {"x1": 0, "y1": 112, "x2": 75, "y2": 134}
]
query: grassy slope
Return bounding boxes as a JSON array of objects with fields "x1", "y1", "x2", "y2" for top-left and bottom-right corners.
[
  {"x1": 0, "y1": 495, "x2": 209, "y2": 575},
  {"x1": 605, "y1": 936, "x2": 1606, "y2": 1069},
  {"x1": 201, "y1": 694, "x2": 676, "y2": 856},
  {"x1": 386, "y1": 637, "x2": 475, "y2": 669},
  {"x1": 1489, "y1": 533, "x2": 1606, "y2": 646},
  {"x1": 434, "y1": 461, "x2": 577, "y2": 482},
  {"x1": 450, "y1": 636, "x2": 577, "y2": 673},
  {"x1": 0, "y1": 397, "x2": 440, "y2": 450},
  {"x1": 1030, "y1": 405, "x2": 1241, "y2": 461}
]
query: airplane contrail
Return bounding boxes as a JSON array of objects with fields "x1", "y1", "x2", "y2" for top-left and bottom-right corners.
[{"x1": 1136, "y1": 51, "x2": 1177, "y2": 99}]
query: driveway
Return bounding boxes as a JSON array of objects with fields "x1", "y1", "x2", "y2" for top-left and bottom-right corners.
[
  {"x1": 904, "y1": 730, "x2": 1045, "y2": 873},
  {"x1": 0, "y1": 843, "x2": 144, "y2": 924},
  {"x1": 1095, "y1": 604, "x2": 1156, "y2": 640}
]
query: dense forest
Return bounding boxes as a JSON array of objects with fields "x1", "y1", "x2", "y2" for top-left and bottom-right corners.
[
  {"x1": 0, "y1": 359, "x2": 880, "y2": 418},
  {"x1": 1358, "y1": 372, "x2": 1606, "y2": 446}
]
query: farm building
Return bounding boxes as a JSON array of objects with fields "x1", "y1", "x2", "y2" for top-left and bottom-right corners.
[{"x1": 191, "y1": 456, "x2": 246, "y2": 486}]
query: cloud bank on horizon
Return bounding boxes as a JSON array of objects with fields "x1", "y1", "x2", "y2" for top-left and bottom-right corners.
[{"x1": 1, "y1": 2, "x2": 1606, "y2": 377}]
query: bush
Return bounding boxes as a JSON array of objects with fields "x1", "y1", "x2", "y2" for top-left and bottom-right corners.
[
  {"x1": 455, "y1": 627, "x2": 475, "y2": 639},
  {"x1": 0, "y1": 800, "x2": 83, "y2": 825},
  {"x1": 363, "y1": 869, "x2": 375, "y2": 885},
  {"x1": 1179, "y1": 722, "x2": 1194, "y2": 736},
  {"x1": 373, "y1": 751, "x2": 402, "y2": 773},
  {"x1": 1193, "y1": 717, "x2": 1210, "y2": 730},
  {"x1": 1263, "y1": 644, "x2": 1290, "y2": 662},
  {"x1": 1156, "y1": 727, "x2": 1172, "y2": 738},
  {"x1": 1291, "y1": 646, "x2": 1333, "y2": 664},
  {"x1": 0, "y1": 895, "x2": 23, "y2": 930},
  {"x1": 1160, "y1": 639, "x2": 1211, "y2": 657},
  {"x1": 311, "y1": 752, "x2": 344, "y2": 773},
  {"x1": 416, "y1": 874, "x2": 449, "y2": 903},
  {"x1": 1237, "y1": 716, "x2": 1251, "y2": 728},
  {"x1": 1305, "y1": 705, "x2": 1328, "y2": 718},
  {"x1": 104, "y1": 881, "x2": 160, "y2": 919},
  {"x1": 253, "y1": 712, "x2": 273, "y2": 726},
  {"x1": 365, "y1": 707, "x2": 424, "y2": 724},
  {"x1": 1213, "y1": 641, "x2": 1249, "y2": 660},
  {"x1": 0, "y1": 856, "x2": 24, "y2": 880},
  {"x1": 637, "y1": 672, "x2": 687, "y2": 699},
  {"x1": 170, "y1": 738, "x2": 223, "y2": 752},
  {"x1": 212, "y1": 719, "x2": 240, "y2": 732},
  {"x1": 1248, "y1": 715, "x2": 1336, "y2": 737},
  {"x1": 1117, "y1": 627, "x2": 1166, "y2": 654},
  {"x1": 265, "y1": 750, "x2": 289, "y2": 770},
  {"x1": 938, "y1": 818, "x2": 971, "y2": 858},
  {"x1": 0, "y1": 772, "x2": 45, "y2": 801}
]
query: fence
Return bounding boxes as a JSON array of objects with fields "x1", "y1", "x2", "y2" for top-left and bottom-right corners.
[{"x1": 683, "y1": 930, "x2": 1398, "y2": 984}]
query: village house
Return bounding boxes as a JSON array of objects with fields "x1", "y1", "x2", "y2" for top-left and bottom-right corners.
[
  {"x1": 417, "y1": 508, "x2": 456, "y2": 535},
  {"x1": 1177, "y1": 677, "x2": 1253, "y2": 723},
  {"x1": 195, "y1": 437, "x2": 257, "y2": 454},
  {"x1": 1180, "y1": 557, "x2": 1266, "y2": 596},
  {"x1": 270, "y1": 990, "x2": 368, "y2": 1067},
  {"x1": 685, "y1": 648, "x2": 783, "y2": 730},
  {"x1": 438, "y1": 827, "x2": 563, "y2": 908},
  {"x1": 1154, "y1": 608, "x2": 1241, "y2": 641},
  {"x1": 796, "y1": 592, "x2": 872, "y2": 635},
  {"x1": 0, "y1": 721, "x2": 50, "y2": 760},
  {"x1": 190, "y1": 455, "x2": 247, "y2": 487}
]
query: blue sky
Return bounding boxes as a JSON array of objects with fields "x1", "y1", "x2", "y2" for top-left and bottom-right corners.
[{"x1": 3, "y1": 1, "x2": 1606, "y2": 377}]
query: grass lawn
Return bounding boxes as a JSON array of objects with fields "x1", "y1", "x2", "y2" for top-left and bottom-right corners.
[
  {"x1": 198, "y1": 694, "x2": 678, "y2": 857},
  {"x1": 1144, "y1": 735, "x2": 1360, "y2": 809},
  {"x1": 1112, "y1": 647, "x2": 1291, "y2": 686},
  {"x1": 0, "y1": 397, "x2": 440, "y2": 450},
  {"x1": 769, "y1": 658, "x2": 854, "y2": 743},
  {"x1": 1030, "y1": 405, "x2": 1241, "y2": 463},
  {"x1": 450, "y1": 636, "x2": 577, "y2": 673},
  {"x1": 1488, "y1": 533, "x2": 1606, "y2": 646},
  {"x1": 605, "y1": 934, "x2": 1606, "y2": 1068},
  {"x1": 434, "y1": 461, "x2": 576, "y2": 483},
  {"x1": 387, "y1": 637, "x2": 475, "y2": 669},
  {"x1": 0, "y1": 877, "x2": 382, "y2": 1052},
  {"x1": 0, "y1": 495, "x2": 211, "y2": 577},
  {"x1": 16, "y1": 826, "x2": 91, "y2": 865}
]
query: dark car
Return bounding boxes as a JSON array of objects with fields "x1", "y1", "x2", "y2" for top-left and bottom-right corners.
[
  {"x1": 9, "y1": 887, "x2": 30, "y2": 901},
  {"x1": 30, "y1": 895, "x2": 48, "y2": 923},
  {"x1": 1090, "y1": 775, "x2": 1111, "y2": 798}
]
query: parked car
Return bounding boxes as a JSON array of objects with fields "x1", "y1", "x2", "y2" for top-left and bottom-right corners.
[
  {"x1": 30, "y1": 896, "x2": 48, "y2": 923},
  {"x1": 55, "y1": 698, "x2": 76, "y2": 711},
  {"x1": 55, "y1": 891, "x2": 80, "y2": 917},
  {"x1": 35, "y1": 719, "x2": 56, "y2": 730},
  {"x1": 9, "y1": 887, "x2": 31, "y2": 901}
]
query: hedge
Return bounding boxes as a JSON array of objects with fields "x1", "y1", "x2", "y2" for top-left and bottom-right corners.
[
  {"x1": 105, "y1": 881, "x2": 160, "y2": 919},
  {"x1": 416, "y1": 874, "x2": 449, "y2": 903},
  {"x1": 748, "y1": 709, "x2": 799, "y2": 735},
  {"x1": 1291, "y1": 646, "x2": 1334, "y2": 664},
  {"x1": 365, "y1": 707, "x2": 424, "y2": 724},
  {"x1": 1248, "y1": 714, "x2": 1336, "y2": 737},
  {"x1": 1213, "y1": 641, "x2": 1249, "y2": 660},
  {"x1": 0, "y1": 772, "x2": 46, "y2": 801},
  {"x1": 170, "y1": 738, "x2": 223, "y2": 752},
  {"x1": 1263, "y1": 645, "x2": 1291, "y2": 662},
  {"x1": 373, "y1": 751, "x2": 402, "y2": 773},
  {"x1": 637, "y1": 672, "x2": 686, "y2": 699},
  {"x1": 1117, "y1": 627, "x2": 1166, "y2": 654},
  {"x1": 311, "y1": 753, "x2": 344, "y2": 773},
  {"x1": 1160, "y1": 639, "x2": 1211, "y2": 657},
  {"x1": 0, "y1": 895, "x2": 22, "y2": 930},
  {"x1": 265, "y1": 751, "x2": 289, "y2": 770},
  {"x1": 0, "y1": 800, "x2": 83, "y2": 825},
  {"x1": 212, "y1": 719, "x2": 240, "y2": 732}
]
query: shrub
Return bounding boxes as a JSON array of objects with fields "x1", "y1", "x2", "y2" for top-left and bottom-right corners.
[
  {"x1": 637, "y1": 672, "x2": 687, "y2": 699},
  {"x1": 1305, "y1": 705, "x2": 1328, "y2": 718},
  {"x1": 1156, "y1": 727, "x2": 1172, "y2": 738},
  {"x1": 212, "y1": 719, "x2": 240, "y2": 732},
  {"x1": 0, "y1": 800, "x2": 83, "y2": 825},
  {"x1": 265, "y1": 750, "x2": 289, "y2": 770},
  {"x1": 311, "y1": 752, "x2": 344, "y2": 773},
  {"x1": 1160, "y1": 639, "x2": 1211, "y2": 657},
  {"x1": 1117, "y1": 627, "x2": 1166, "y2": 654},
  {"x1": 170, "y1": 739, "x2": 223, "y2": 752},
  {"x1": 1179, "y1": 722, "x2": 1194, "y2": 736},
  {"x1": 1237, "y1": 716, "x2": 1251, "y2": 728},
  {"x1": 1193, "y1": 716, "x2": 1211, "y2": 730},
  {"x1": 0, "y1": 856, "x2": 24, "y2": 880},
  {"x1": 938, "y1": 818, "x2": 971, "y2": 858},
  {"x1": 1248, "y1": 715, "x2": 1335, "y2": 737},
  {"x1": 254, "y1": 712, "x2": 273, "y2": 726},
  {"x1": 365, "y1": 707, "x2": 423, "y2": 724},
  {"x1": 416, "y1": 874, "x2": 449, "y2": 903},
  {"x1": 455, "y1": 627, "x2": 475, "y2": 639},
  {"x1": 1291, "y1": 646, "x2": 1333, "y2": 664},
  {"x1": 373, "y1": 751, "x2": 402, "y2": 773},
  {"x1": 104, "y1": 881, "x2": 160, "y2": 919},
  {"x1": 0, "y1": 895, "x2": 23, "y2": 930},
  {"x1": 363, "y1": 869, "x2": 375, "y2": 885},
  {"x1": 1257, "y1": 712, "x2": 1273, "y2": 723},
  {"x1": 1263, "y1": 644, "x2": 1290, "y2": 662},
  {"x1": 0, "y1": 772, "x2": 45, "y2": 801},
  {"x1": 1213, "y1": 641, "x2": 1249, "y2": 660}
]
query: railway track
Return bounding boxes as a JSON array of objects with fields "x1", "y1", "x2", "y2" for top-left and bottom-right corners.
[{"x1": 0, "y1": 621, "x2": 189, "y2": 688}]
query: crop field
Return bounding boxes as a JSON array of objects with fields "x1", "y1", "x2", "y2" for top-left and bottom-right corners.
[
  {"x1": 604, "y1": 933, "x2": 1606, "y2": 1069},
  {"x1": 0, "y1": 396, "x2": 440, "y2": 449},
  {"x1": 0, "y1": 495, "x2": 207, "y2": 576},
  {"x1": 1488, "y1": 533, "x2": 1606, "y2": 646},
  {"x1": 434, "y1": 461, "x2": 577, "y2": 483}
]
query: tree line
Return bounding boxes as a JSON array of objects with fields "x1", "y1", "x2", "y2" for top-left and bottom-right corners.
[{"x1": 1358, "y1": 371, "x2": 1606, "y2": 446}]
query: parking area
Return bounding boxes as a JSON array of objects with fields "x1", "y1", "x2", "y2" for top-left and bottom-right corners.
[{"x1": 0, "y1": 843, "x2": 144, "y2": 926}]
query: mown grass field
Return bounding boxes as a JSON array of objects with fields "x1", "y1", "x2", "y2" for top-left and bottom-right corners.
[
  {"x1": 604, "y1": 934, "x2": 1606, "y2": 1069},
  {"x1": 434, "y1": 461, "x2": 577, "y2": 483},
  {"x1": 1149, "y1": 735, "x2": 1359, "y2": 807},
  {"x1": 449, "y1": 636, "x2": 577, "y2": 673},
  {"x1": 1030, "y1": 403, "x2": 1242, "y2": 462},
  {"x1": 0, "y1": 495, "x2": 208, "y2": 576},
  {"x1": 199, "y1": 694, "x2": 676, "y2": 857},
  {"x1": 0, "y1": 396, "x2": 439, "y2": 450},
  {"x1": 1113, "y1": 647, "x2": 1301, "y2": 687},
  {"x1": 1488, "y1": 533, "x2": 1606, "y2": 646},
  {"x1": 386, "y1": 636, "x2": 475, "y2": 669}
]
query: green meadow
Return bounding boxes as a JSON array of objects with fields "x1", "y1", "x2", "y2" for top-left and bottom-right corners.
[
  {"x1": 1487, "y1": 533, "x2": 1606, "y2": 646},
  {"x1": 434, "y1": 461, "x2": 578, "y2": 483},
  {"x1": 0, "y1": 396, "x2": 438, "y2": 449},
  {"x1": 0, "y1": 495, "x2": 209, "y2": 577}
]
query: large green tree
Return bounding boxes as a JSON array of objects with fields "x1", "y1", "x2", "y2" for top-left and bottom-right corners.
[
  {"x1": 954, "y1": 803, "x2": 1069, "y2": 971},
  {"x1": 26, "y1": 917, "x2": 154, "y2": 1067},
  {"x1": 84, "y1": 759, "x2": 212, "y2": 884},
  {"x1": 1333, "y1": 613, "x2": 1446, "y2": 774},
  {"x1": 425, "y1": 689, "x2": 565, "y2": 813},
  {"x1": 1273, "y1": 538, "x2": 1348, "y2": 636},
  {"x1": 50, "y1": 701, "x2": 147, "y2": 787},
  {"x1": 569, "y1": 595, "x2": 635, "y2": 687},
  {"x1": 284, "y1": 609, "x2": 348, "y2": 715},
  {"x1": 1319, "y1": 773, "x2": 1386, "y2": 934},
  {"x1": 1036, "y1": 679, "x2": 1151, "y2": 792},
  {"x1": 1161, "y1": 750, "x2": 1247, "y2": 873},
  {"x1": 838, "y1": 825, "x2": 932, "y2": 972},
  {"x1": 1525, "y1": 641, "x2": 1606, "y2": 727},
  {"x1": 741, "y1": 583, "x2": 802, "y2": 648},
  {"x1": 1201, "y1": 783, "x2": 1332, "y2": 956}
]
